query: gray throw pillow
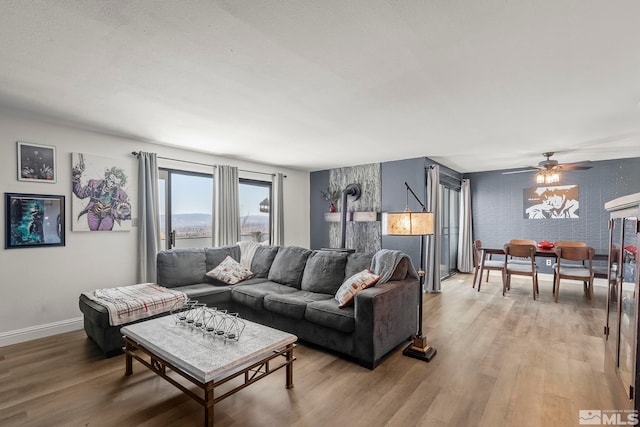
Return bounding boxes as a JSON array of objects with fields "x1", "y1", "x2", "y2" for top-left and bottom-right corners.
[
  {"x1": 301, "y1": 251, "x2": 348, "y2": 295},
  {"x1": 268, "y1": 246, "x2": 312, "y2": 288},
  {"x1": 251, "y1": 245, "x2": 280, "y2": 278}
]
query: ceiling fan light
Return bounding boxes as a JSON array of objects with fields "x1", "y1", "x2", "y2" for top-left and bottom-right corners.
[{"x1": 536, "y1": 170, "x2": 560, "y2": 184}]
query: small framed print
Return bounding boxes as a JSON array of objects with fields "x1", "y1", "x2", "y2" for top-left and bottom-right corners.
[
  {"x1": 17, "y1": 141, "x2": 57, "y2": 183},
  {"x1": 5, "y1": 193, "x2": 65, "y2": 249}
]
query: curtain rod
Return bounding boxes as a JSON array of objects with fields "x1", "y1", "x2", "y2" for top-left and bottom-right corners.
[
  {"x1": 426, "y1": 164, "x2": 460, "y2": 181},
  {"x1": 131, "y1": 151, "x2": 286, "y2": 178}
]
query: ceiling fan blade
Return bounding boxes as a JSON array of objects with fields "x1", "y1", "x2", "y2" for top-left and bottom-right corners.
[
  {"x1": 501, "y1": 168, "x2": 538, "y2": 175},
  {"x1": 559, "y1": 160, "x2": 594, "y2": 170}
]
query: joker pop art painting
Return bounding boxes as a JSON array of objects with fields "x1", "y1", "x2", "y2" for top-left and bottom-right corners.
[{"x1": 71, "y1": 153, "x2": 133, "y2": 231}]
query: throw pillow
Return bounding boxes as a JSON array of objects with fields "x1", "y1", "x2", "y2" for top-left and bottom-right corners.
[
  {"x1": 206, "y1": 256, "x2": 253, "y2": 285},
  {"x1": 335, "y1": 269, "x2": 381, "y2": 308}
]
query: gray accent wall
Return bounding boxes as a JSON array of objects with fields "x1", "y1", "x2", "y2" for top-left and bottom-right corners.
[
  {"x1": 380, "y1": 157, "x2": 427, "y2": 271},
  {"x1": 467, "y1": 157, "x2": 640, "y2": 273},
  {"x1": 310, "y1": 169, "x2": 330, "y2": 250},
  {"x1": 311, "y1": 156, "x2": 462, "y2": 273}
]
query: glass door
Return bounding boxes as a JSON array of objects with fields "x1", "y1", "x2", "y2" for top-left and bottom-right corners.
[
  {"x1": 619, "y1": 217, "x2": 638, "y2": 398},
  {"x1": 439, "y1": 184, "x2": 460, "y2": 280},
  {"x1": 607, "y1": 218, "x2": 623, "y2": 365}
]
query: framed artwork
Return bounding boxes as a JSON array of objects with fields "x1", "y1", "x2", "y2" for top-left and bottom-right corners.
[
  {"x1": 5, "y1": 193, "x2": 65, "y2": 249},
  {"x1": 71, "y1": 153, "x2": 133, "y2": 231},
  {"x1": 17, "y1": 141, "x2": 56, "y2": 183},
  {"x1": 523, "y1": 185, "x2": 579, "y2": 219}
]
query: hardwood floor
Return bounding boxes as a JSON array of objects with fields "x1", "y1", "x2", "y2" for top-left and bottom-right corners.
[{"x1": 0, "y1": 274, "x2": 631, "y2": 426}]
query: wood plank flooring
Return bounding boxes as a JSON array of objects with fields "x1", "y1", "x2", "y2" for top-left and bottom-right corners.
[{"x1": 0, "y1": 274, "x2": 632, "y2": 426}]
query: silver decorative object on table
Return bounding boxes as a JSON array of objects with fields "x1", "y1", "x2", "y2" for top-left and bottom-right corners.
[{"x1": 170, "y1": 299, "x2": 246, "y2": 341}]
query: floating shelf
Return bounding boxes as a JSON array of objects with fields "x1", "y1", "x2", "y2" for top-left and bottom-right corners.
[{"x1": 324, "y1": 212, "x2": 378, "y2": 222}]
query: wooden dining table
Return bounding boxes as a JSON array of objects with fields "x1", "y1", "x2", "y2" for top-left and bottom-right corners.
[{"x1": 475, "y1": 246, "x2": 609, "y2": 289}]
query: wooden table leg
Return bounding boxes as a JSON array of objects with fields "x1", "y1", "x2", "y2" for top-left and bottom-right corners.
[
  {"x1": 204, "y1": 383, "x2": 214, "y2": 427},
  {"x1": 124, "y1": 339, "x2": 133, "y2": 376},
  {"x1": 286, "y1": 344, "x2": 294, "y2": 389}
]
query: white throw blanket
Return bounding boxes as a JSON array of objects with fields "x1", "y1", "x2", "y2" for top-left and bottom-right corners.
[
  {"x1": 82, "y1": 283, "x2": 187, "y2": 326},
  {"x1": 237, "y1": 240, "x2": 264, "y2": 269},
  {"x1": 370, "y1": 249, "x2": 418, "y2": 284}
]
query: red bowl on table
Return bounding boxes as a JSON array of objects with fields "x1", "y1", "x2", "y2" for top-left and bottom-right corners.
[{"x1": 537, "y1": 241, "x2": 555, "y2": 250}]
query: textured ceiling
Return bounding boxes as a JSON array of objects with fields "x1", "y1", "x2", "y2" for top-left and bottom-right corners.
[{"x1": 1, "y1": 0, "x2": 640, "y2": 172}]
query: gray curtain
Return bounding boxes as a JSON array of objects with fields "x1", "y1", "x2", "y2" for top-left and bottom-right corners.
[
  {"x1": 457, "y1": 178, "x2": 474, "y2": 273},
  {"x1": 425, "y1": 165, "x2": 441, "y2": 292},
  {"x1": 271, "y1": 173, "x2": 285, "y2": 245},
  {"x1": 137, "y1": 152, "x2": 160, "y2": 283},
  {"x1": 214, "y1": 165, "x2": 240, "y2": 246}
]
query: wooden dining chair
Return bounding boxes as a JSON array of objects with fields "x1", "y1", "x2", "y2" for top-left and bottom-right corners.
[
  {"x1": 553, "y1": 246, "x2": 595, "y2": 304},
  {"x1": 510, "y1": 239, "x2": 537, "y2": 245},
  {"x1": 473, "y1": 240, "x2": 505, "y2": 291},
  {"x1": 503, "y1": 243, "x2": 539, "y2": 299},
  {"x1": 553, "y1": 241, "x2": 586, "y2": 247},
  {"x1": 507, "y1": 239, "x2": 537, "y2": 265},
  {"x1": 551, "y1": 241, "x2": 588, "y2": 289}
]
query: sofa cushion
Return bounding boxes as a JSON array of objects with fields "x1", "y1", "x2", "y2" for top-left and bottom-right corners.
[
  {"x1": 205, "y1": 245, "x2": 241, "y2": 272},
  {"x1": 300, "y1": 251, "x2": 348, "y2": 294},
  {"x1": 335, "y1": 269, "x2": 381, "y2": 308},
  {"x1": 157, "y1": 248, "x2": 206, "y2": 287},
  {"x1": 305, "y1": 299, "x2": 355, "y2": 333},
  {"x1": 251, "y1": 246, "x2": 280, "y2": 278},
  {"x1": 172, "y1": 283, "x2": 232, "y2": 307},
  {"x1": 345, "y1": 252, "x2": 374, "y2": 278},
  {"x1": 206, "y1": 256, "x2": 253, "y2": 285},
  {"x1": 268, "y1": 246, "x2": 312, "y2": 288},
  {"x1": 231, "y1": 281, "x2": 298, "y2": 310},
  {"x1": 264, "y1": 291, "x2": 333, "y2": 320}
]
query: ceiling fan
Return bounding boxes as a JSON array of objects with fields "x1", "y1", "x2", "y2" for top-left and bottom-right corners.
[{"x1": 502, "y1": 152, "x2": 594, "y2": 176}]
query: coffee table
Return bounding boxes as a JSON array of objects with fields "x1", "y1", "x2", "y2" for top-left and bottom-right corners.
[{"x1": 120, "y1": 315, "x2": 297, "y2": 427}]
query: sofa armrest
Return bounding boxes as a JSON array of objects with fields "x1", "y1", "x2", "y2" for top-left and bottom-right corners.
[{"x1": 352, "y1": 277, "x2": 419, "y2": 368}]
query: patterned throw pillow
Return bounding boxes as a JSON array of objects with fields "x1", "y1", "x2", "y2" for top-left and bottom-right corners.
[
  {"x1": 206, "y1": 256, "x2": 253, "y2": 285},
  {"x1": 335, "y1": 269, "x2": 381, "y2": 308}
]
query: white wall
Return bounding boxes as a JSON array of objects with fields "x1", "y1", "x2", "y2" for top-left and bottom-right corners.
[{"x1": 0, "y1": 108, "x2": 309, "y2": 346}]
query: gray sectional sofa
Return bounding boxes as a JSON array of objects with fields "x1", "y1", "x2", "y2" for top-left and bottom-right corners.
[{"x1": 79, "y1": 245, "x2": 418, "y2": 369}]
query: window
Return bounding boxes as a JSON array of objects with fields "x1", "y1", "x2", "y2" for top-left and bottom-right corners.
[
  {"x1": 158, "y1": 171, "x2": 271, "y2": 249},
  {"x1": 239, "y1": 179, "x2": 271, "y2": 243},
  {"x1": 158, "y1": 169, "x2": 213, "y2": 249}
]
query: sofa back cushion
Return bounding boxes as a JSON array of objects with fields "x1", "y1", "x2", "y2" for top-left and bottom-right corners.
[
  {"x1": 251, "y1": 245, "x2": 280, "y2": 278},
  {"x1": 205, "y1": 245, "x2": 241, "y2": 272},
  {"x1": 268, "y1": 246, "x2": 312, "y2": 288},
  {"x1": 301, "y1": 251, "x2": 348, "y2": 294},
  {"x1": 157, "y1": 248, "x2": 207, "y2": 288},
  {"x1": 345, "y1": 252, "x2": 374, "y2": 278}
]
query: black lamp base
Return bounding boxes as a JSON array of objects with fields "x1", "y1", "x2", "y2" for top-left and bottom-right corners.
[{"x1": 403, "y1": 335, "x2": 437, "y2": 362}]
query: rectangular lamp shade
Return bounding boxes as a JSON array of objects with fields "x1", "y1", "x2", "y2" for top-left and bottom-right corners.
[{"x1": 381, "y1": 211, "x2": 435, "y2": 236}]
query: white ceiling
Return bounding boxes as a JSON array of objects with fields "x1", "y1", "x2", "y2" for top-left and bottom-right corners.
[{"x1": 2, "y1": 1, "x2": 640, "y2": 173}]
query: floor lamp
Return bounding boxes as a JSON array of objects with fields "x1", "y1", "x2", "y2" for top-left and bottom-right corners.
[{"x1": 381, "y1": 182, "x2": 437, "y2": 362}]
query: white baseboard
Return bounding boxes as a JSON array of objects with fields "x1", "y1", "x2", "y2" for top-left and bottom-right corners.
[{"x1": 0, "y1": 316, "x2": 83, "y2": 348}]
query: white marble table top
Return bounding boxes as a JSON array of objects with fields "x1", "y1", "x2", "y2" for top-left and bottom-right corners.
[{"x1": 121, "y1": 315, "x2": 297, "y2": 383}]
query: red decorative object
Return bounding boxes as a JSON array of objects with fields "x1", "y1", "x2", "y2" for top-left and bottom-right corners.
[
  {"x1": 329, "y1": 203, "x2": 336, "y2": 213},
  {"x1": 537, "y1": 241, "x2": 555, "y2": 250}
]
